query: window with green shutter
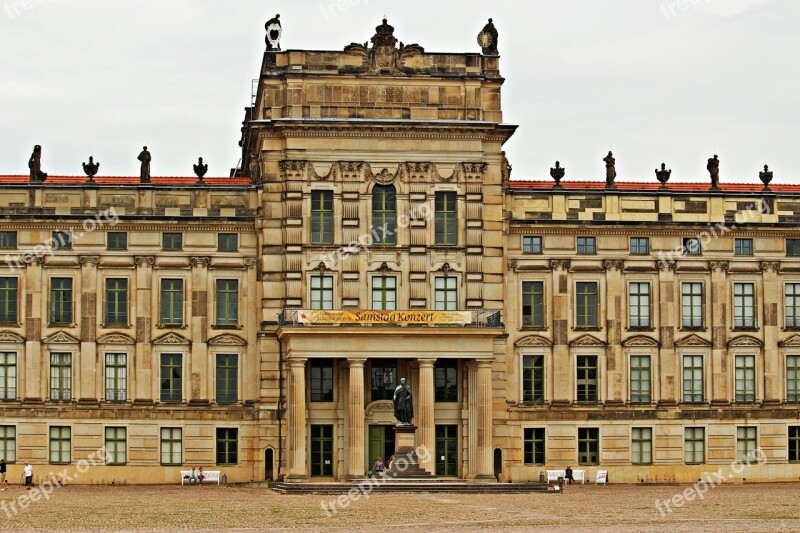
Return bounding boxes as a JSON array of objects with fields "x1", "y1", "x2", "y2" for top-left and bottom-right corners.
[
  {"x1": 372, "y1": 185, "x2": 397, "y2": 245},
  {"x1": 216, "y1": 354, "x2": 238, "y2": 404},
  {"x1": 105, "y1": 278, "x2": 128, "y2": 326},
  {"x1": 50, "y1": 278, "x2": 73, "y2": 325},
  {"x1": 435, "y1": 192, "x2": 457, "y2": 246},
  {"x1": 0, "y1": 278, "x2": 18, "y2": 324},
  {"x1": 215, "y1": 279, "x2": 239, "y2": 326},
  {"x1": 311, "y1": 191, "x2": 333, "y2": 244},
  {"x1": 160, "y1": 279, "x2": 184, "y2": 326}
]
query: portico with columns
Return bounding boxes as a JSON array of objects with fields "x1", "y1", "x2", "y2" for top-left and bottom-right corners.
[{"x1": 277, "y1": 327, "x2": 503, "y2": 482}]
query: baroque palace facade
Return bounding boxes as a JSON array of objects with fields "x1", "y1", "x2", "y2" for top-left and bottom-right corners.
[{"x1": 1, "y1": 17, "x2": 799, "y2": 484}]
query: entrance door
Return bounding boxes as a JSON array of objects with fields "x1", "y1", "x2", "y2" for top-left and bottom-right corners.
[
  {"x1": 368, "y1": 425, "x2": 396, "y2": 471},
  {"x1": 436, "y1": 425, "x2": 458, "y2": 477},
  {"x1": 494, "y1": 448, "x2": 502, "y2": 481},
  {"x1": 265, "y1": 448, "x2": 274, "y2": 481},
  {"x1": 310, "y1": 425, "x2": 334, "y2": 477}
]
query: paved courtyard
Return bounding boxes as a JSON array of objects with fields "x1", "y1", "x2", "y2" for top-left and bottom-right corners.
[{"x1": 1, "y1": 483, "x2": 800, "y2": 532}]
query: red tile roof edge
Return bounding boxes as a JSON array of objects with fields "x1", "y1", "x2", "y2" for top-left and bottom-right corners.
[
  {"x1": 507, "y1": 180, "x2": 793, "y2": 192},
  {"x1": 0, "y1": 175, "x2": 253, "y2": 186}
]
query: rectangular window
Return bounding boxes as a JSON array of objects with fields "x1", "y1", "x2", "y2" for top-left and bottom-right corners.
[
  {"x1": 735, "y1": 355, "x2": 756, "y2": 403},
  {"x1": 310, "y1": 276, "x2": 333, "y2": 310},
  {"x1": 630, "y1": 237, "x2": 650, "y2": 255},
  {"x1": 53, "y1": 231, "x2": 72, "y2": 250},
  {"x1": 104, "y1": 353, "x2": 127, "y2": 402},
  {"x1": 160, "y1": 354, "x2": 182, "y2": 403},
  {"x1": 105, "y1": 278, "x2": 128, "y2": 326},
  {"x1": 578, "y1": 428, "x2": 599, "y2": 465},
  {"x1": 786, "y1": 284, "x2": 800, "y2": 329},
  {"x1": 216, "y1": 354, "x2": 238, "y2": 404},
  {"x1": 631, "y1": 427, "x2": 652, "y2": 465},
  {"x1": 434, "y1": 277, "x2": 457, "y2": 311},
  {"x1": 522, "y1": 355, "x2": 544, "y2": 404},
  {"x1": 50, "y1": 353, "x2": 72, "y2": 401},
  {"x1": 0, "y1": 426, "x2": 15, "y2": 463},
  {"x1": 788, "y1": 239, "x2": 800, "y2": 257},
  {"x1": 50, "y1": 277, "x2": 73, "y2": 325},
  {"x1": 683, "y1": 238, "x2": 702, "y2": 256},
  {"x1": 311, "y1": 190, "x2": 334, "y2": 245},
  {"x1": 629, "y1": 282, "x2": 651, "y2": 329},
  {"x1": 0, "y1": 352, "x2": 16, "y2": 401},
  {"x1": 162, "y1": 233, "x2": 183, "y2": 251},
  {"x1": 576, "y1": 355, "x2": 598, "y2": 403},
  {"x1": 684, "y1": 427, "x2": 705, "y2": 464},
  {"x1": 216, "y1": 428, "x2": 238, "y2": 465},
  {"x1": 522, "y1": 281, "x2": 545, "y2": 328},
  {"x1": 790, "y1": 427, "x2": 800, "y2": 463},
  {"x1": 736, "y1": 426, "x2": 758, "y2": 463},
  {"x1": 105, "y1": 427, "x2": 127, "y2": 465},
  {"x1": 735, "y1": 238, "x2": 753, "y2": 256},
  {"x1": 218, "y1": 233, "x2": 239, "y2": 252},
  {"x1": 215, "y1": 279, "x2": 239, "y2": 326},
  {"x1": 371, "y1": 276, "x2": 397, "y2": 311},
  {"x1": 310, "y1": 359, "x2": 334, "y2": 402},
  {"x1": 371, "y1": 359, "x2": 397, "y2": 402},
  {"x1": 523, "y1": 428, "x2": 545, "y2": 465},
  {"x1": 683, "y1": 355, "x2": 704, "y2": 403},
  {"x1": 49, "y1": 426, "x2": 71, "y2": 464},
  {"x1": 630, "y1": 355, "x2": 651, "y2": 404},
  {"x1": 575, "y1": 282, "x2": 598, "y2": 329},
  {"x1": 107, "y1": 232, "x2": 127, "y2": 251},
  {"x1": 435, "y1": 192, "x2": 458, "y2": 246},
  {"x1": 681, "y1": 282, "x2": 704, "y2": 328},
  {"x1": 160, "y1": 428, "x2": 182, "y2": 466},
  {"x1": 577, "y1": 237, "x2": 596, "y2": 255},
  {"x1": 160, "y1": 279, "x2": 184, "y2": 326},
  {"x1": 310, "y1": 425, "x2": 333, "y2": 476},
  {"x1": 523, "y1": 236, "x2": 542, "y2": 254},
  {"x1": 0, "y1": 231, "x2": 17, "y2": 250},
  {"x1": 788, "y1": 355, "x2": 800, "y2": 403},
  {"x1": 733, "y1": 283, "x2": 756, "y2": 329},
  {"x1": 435, "y1": 360, "x2": 458, "y2": 402},
  {"x1": 0, "y1": 278, "x2": 18, "y2": 324},
  {"x1": 372, "y1": 185, "x2": 397, "y2": 245}
]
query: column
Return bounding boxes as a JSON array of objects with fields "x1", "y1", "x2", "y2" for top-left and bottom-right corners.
[
  {"x1": 465, "y1": 361, "x2": 477, "y2": 479},
  {"x1": 475, "y1": 358, "x2": 495, "y2": 482},
  {"x1": 286, "y1": 358, "x2": 308, "y2": 482},
  {"x1": 347, "y1": 357, "x2": 366, "y2": 480},
  {"x1": 417, "y1": 358, "x2": 436, "y2": 474}
]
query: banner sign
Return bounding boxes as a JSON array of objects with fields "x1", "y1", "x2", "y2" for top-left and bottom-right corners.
[{"x1": 296, "y1": 310, "x2": 473, "y2": 326}]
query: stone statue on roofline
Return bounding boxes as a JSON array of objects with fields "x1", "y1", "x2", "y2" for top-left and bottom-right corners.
[
  {"x1": 28, "y1": 145, "x2": 47, "y2": 182},
  {"x1": 707, "y1": 154, "x2": 720, "y2": 189},
  {"x1": 603, "y1": 151, "x2": 616, "y2": 189},
  {"x1": 138, "y1": 146, "x2": 151, "y2": 183}
]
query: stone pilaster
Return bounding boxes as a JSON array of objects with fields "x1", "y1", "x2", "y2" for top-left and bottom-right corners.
[
  {"x1": 417, "y1": 358, "x2": 436, "y2": 474},
  {"x1": 551, "y1": 260, "x2": 571, "y2": 406},
  {"x1": 78, "y1": 256, "x2": 100, "y2": 403},
  {"x1": 710, "y1": 261, "x2": 729, "y2": 404},
  {"x1": 285, "y1": 358, "x2": 308, "y2": 482},
  {"x1": 23, "y1": 258, "x2": 43, "y2": 402},
  {"x1": 657, "y1": 262, "x2": 677, "y2": 405},
  {"x1": 133, "y1": 256, "x2": 154, "y2": 403},
  {"x1": 761, "y1": 261, "x2": 781, "y2": 404},
  {"x1": 474, "y1": 358, "x2": 495, "y2": 482},
  {"x1": 604, "y1": 260, "x2": 624, "y2": 404},
  {"x1": 347, "y1": 357, "x2": 366, "y2": 480},
  {"x1": 189, "y1": 256, "x2": 210, "y2": 404}
]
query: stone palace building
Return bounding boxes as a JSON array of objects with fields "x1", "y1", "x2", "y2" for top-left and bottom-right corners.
[{"x1": 0, "y1": 17, "x2": 799, "y2": 484}]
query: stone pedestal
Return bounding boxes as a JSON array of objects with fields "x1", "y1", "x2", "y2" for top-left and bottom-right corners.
[{"x1": 387, "y1": 425, "x2": 435, "y2": 479}]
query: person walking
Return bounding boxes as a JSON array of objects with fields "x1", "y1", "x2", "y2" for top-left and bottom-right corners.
[
  {"x1": 23, "y1": 463, "x2": 33, "y2": 490},
  {"x1": 0, "y1": 459, "x2": 7, "y2": 490}
]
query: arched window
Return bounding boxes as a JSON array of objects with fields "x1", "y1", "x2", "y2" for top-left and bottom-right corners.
[{"x1": 372, "y1": 185, "x2": 397, "y2": 245}]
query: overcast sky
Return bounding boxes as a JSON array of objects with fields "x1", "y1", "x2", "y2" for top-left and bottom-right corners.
[{"x1": 0, "y1": 0, "x2": 797, "y2": 183}]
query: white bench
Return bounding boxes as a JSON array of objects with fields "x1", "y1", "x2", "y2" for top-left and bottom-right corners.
[
  {"x1": 546, "y1": 469, "x2": 586, "y2": 484},
  {"x1": 181, "y1": 470, "x2": 221, "y2": 485}
]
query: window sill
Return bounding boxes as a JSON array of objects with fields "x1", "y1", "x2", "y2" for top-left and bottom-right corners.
[
  {"x1": 157, "y1": 324, "x2": 187, "y2": 329},
  {"x1": 627, "y1": 327, "x2": 654, "y2": 332},
  {"x1": 211, "y1": 325, "x2": 242, "y2": 330},
  {"x1": 101, "y1": 324, "x2": 132, "y2": 329},
  {"x1": 48, "y1": 324, "x2": 76, "y2": 328},
  {"x1": 732, "y1": 327, "x2": 759, "y2": 332},
  {"x1": 679, "y1": 327, "x2": 706, "y2": 332},
  {"x1": 0, "y1": 323, "x2": 21, "y2": 328},
  {"x1": 573, "y1": 327, "x2": 602, "y2": 332},
  {"x1": 519, "y1": 326, "x2": 548, "y2": 332}
]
